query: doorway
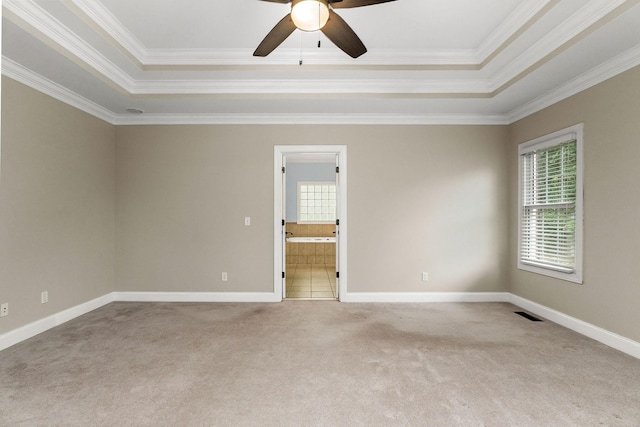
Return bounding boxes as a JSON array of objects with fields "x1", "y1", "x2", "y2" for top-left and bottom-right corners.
[{"x1": 274, "y1": 146, "x2": 347, "y2": 301}]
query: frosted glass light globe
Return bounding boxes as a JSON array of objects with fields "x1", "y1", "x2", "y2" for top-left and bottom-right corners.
[{"x1": 291, "y1": 0, "x2": 330, "y2": 32}]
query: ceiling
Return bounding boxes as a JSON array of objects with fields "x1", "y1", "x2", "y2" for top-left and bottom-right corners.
[{"x1": 2, "y1": 0, "x2": 640, "y2": 125}]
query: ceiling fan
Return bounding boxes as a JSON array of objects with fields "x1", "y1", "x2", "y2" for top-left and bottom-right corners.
[{"x1": 254, "y1": 0, "x2": 397, "y2": 59}]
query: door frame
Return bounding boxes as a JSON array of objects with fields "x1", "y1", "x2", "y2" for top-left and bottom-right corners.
[{"x1": 274, "y1": 145, "x2": 347, "y2": 301}]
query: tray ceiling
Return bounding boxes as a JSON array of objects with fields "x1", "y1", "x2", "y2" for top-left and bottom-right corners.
[{"x1": 2, "y1": 0, "x2": 640, "y2": 124}]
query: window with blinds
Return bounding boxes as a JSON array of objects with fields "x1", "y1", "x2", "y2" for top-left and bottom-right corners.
[{"x1": 518, "y1": 124, "x2": 583, "y2": 284}]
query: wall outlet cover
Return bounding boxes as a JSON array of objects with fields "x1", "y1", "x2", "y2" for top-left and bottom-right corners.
[
  {"x1": 0, "y1": 303, "x2": 8, "y2": 317},
  {"x1": 422, "y1": 272, "x2": 429, "y2": 282}
]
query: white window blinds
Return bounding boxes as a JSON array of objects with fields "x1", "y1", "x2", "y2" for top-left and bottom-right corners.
[
  {"x1": 520, "y1": 139, "x2": 577, "y2": 272},
  {"x1": 518, "y1": 123, "x2": 583, "y2": 284}
]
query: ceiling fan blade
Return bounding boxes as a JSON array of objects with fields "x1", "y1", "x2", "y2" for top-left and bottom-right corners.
[
  {"x1": 257, "y1": 0, "x2": 291, "y2": 3},
  {"x1": 253, "y1": 14, "x2": 297, "y2": 57},
  {"x1": 330, "y1": 0, "x2": 396, "y2": 8},
  {"x1": 321, "y1": 10, "x2": 367, "y2": 58}
]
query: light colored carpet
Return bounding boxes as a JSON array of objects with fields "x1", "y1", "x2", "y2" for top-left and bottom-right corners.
[{"x1": 1, "y1": 301, "x2": 639, "y2": 426}]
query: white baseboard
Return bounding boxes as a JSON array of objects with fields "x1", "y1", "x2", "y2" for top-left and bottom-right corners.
[
  {"x1": 508, "y1": 294, "x2": 640, "y2": 360},
  {"x1": 113, "y1": 291, "x2": 281, "y2": 303},
  {"x1": 2, "y1": 291, "x2": 638, "y2": 360},
  {"x1": 341, "y1": 292, "x2": 510, "y2": 303},
  {"x1": 0, "y1": 291, "x2": 279, "y2": 351},
  {"x1": 0, "y1": 293, "x2": 115, "y2": 352}
]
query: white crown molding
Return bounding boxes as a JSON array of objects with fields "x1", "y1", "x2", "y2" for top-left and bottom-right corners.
[
  {"x1": 475, "y1": 0, "x2": 554, "y2": 64},
  {"x1": 68, "y1": 0, "x2": 552, "y2": 68},
  {"x1": 66, "y1": 0, "x2": 482, "y2": 67},
  {"x1": 4, "y1": 48, "x2": 636, "y2": 127},
  {"x1": 1, "y1": 56, "x2": 117, "y2": 123},
  {"x1": 0, "y1": 0, "x2": 493, "y2": 97},
  {"x1": 142, "y1": 48, "x2": 481, "y2": 67},
  {"x1": 0, "y1": 58, "x2": 506, "y2": 125},
  {"x1": 69, "y1": 0, "x2": 147, "y2": 63},
  {"x1": 0, "y1": 57, "x2": 507, "y2": 125},
  {"x1": 71, "y1": 0, "x2": 480, "y2": 67},
  {"x1": 66, "y1": 0, "x2": 481, "y2": 67},
  {"x1": 3, "y1": 0, "x2": 135, "y2": 91},
  {"x1": 489, "y1": 0, "x2": 630, "y2": 91},
  {"x1": 507, "y1": 44, "x2": 640, "y2": 122},
  {"x1": 112, "y1": 113, "x2": 510, "y2": 126},
  {"x1": 5, "y1": 0, "x2": 632, "y2": 100},
  {"x1": 131, "y1": 78, "x2": 491, "y2": 95}
]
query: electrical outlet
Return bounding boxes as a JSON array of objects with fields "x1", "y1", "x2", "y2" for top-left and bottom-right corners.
[
  {"x1": 244, "y1": 217, "x2": 251, "y2": 226},
  {"x1": 41, "y1": 291, "x2": 49, "y2": 304},
  {"x1": 422, "y1": 272, "x2": 429, "y2": 282},
  {"x1": 0, "y1": 303, "x2": 8, "y2": 317},
  {"x1": 222, "y1": 272, "x2": 228, "y2": 282}
]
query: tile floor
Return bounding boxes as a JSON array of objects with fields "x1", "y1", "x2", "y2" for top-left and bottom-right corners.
[{"x1": 285, "y1": 264, "x2": 337, "y2": 299}]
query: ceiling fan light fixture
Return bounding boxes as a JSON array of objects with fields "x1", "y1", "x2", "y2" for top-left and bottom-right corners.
[{"x1": 291, "y1": 0, "x2": 329, "y2": 32}]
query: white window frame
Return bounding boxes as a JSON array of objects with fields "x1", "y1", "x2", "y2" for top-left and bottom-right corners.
[
  {"x1": 297, "y1": 181, "x2": 337, "y2": 224},
  {"x1": 518, "y1": 124, "x2": 584, "y2": 284}
]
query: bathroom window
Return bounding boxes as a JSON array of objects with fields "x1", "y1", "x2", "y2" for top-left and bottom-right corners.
[
  {"x1": 518, "y1": 124, "x2": 583, "y2": 284},
  {"x1": 298, "y1": 182, "x2": 337, "y2": 224}
]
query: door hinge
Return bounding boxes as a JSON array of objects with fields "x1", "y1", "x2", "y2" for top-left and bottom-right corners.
[
  {"x1": 282, "y1": 219, "x2": 285, "y2": 226},
  {"x1": 336, "y1": 166, "x2": 339, "y2": 173},
  {"x1": 282, "y1": 272, "x2": 285, "y2": 279},
  {"x1": 336, "y1": 219, "x2": 340, "y2": 226},
  {"x1": 282, "y1": 166, "x2": 285, "y2": 173},
  {"x1": 336, "y1": 271, "x2": 340, "y2": 279}
]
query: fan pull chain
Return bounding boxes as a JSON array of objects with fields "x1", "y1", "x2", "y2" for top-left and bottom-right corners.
[
  {"x1": 299, "y1": 31, "x2": 303, "y2": 66},
  {"x1": 297, "y1": 4, "x2": 324, "y2": 66},
  {"x1": 317, "y1": 2, "x2": 322, "y2": 50}
]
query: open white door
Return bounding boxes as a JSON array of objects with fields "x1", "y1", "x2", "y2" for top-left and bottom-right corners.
[
  {"x1": 334, "y1": 153, "x2": 340, "y2": 299},
  {"x1": 274, "y1": 146, "x2": 347, "y2": 301},
  {"x1": 281, "y1": 155, "x2": 287, "y2": 299}
]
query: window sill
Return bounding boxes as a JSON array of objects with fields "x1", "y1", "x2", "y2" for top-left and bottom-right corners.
[{"x1": 517, "y1": 262, "x2": 583, "y2": 284}]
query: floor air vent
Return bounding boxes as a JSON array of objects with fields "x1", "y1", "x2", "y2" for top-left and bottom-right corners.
[{"x1": 515, "y1": 311, "x2": 543, "y2": 322}]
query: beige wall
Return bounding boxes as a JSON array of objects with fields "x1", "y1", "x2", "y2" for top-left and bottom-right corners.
[
  {"x1": 116, "y1": 125, "x2": 510, "y2": 294},
  {"x1": 348, "y1": 126, "x2": 510, "y2": 292},
  {"x1": 508, "y1": 66, "x2": 640, "y2": 342},
  {"x1": 3, "y1": 64, "x2": 639, "y2": 346},
  {"x1": 115, "y1": 125, "x2": 275, "y2": 292},
  {"x1": 0, "y1": 78, "x2": 116, "y2": 334}
]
